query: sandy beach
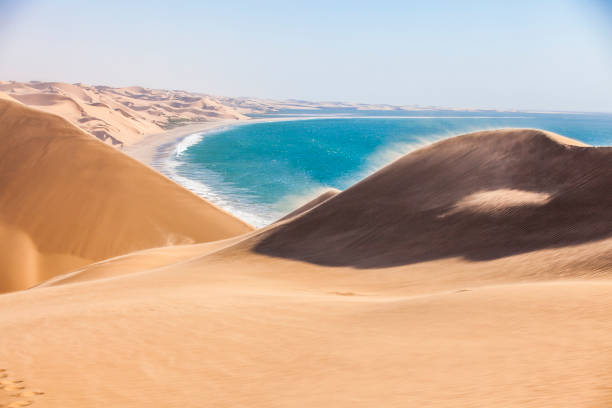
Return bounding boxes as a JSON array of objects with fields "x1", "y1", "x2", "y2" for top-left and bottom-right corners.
[{"x1": 122, "y1": 120, "x2": 242, "y2": 165}]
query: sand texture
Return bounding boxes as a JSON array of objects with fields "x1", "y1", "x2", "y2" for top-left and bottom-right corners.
[{"x1": 0, "y1": 113, "x2": 611, "y2": 407}]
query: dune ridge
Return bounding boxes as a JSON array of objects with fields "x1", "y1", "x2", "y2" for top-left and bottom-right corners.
[
  {"x1": 1, "y1": 120, "x2": 612, "y2": 407},
  {"x1": 0, "y1": 97, "x2": 252, "y2": 293},
  {"x1": 277, "y1": 188, "x2": 341, "y2": 222}
]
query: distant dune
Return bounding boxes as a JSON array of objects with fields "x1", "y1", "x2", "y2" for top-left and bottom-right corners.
[
  {"x1": 0, "y1": 119, "x2": 611, "y2": 407},
  {"x1": 0, "y1": 96, "x2": 252, "y2": 293},
  {"x1": 0, "y1": 80, "x2": 508, "y2": 149},
  {"x1": 213, "y1": 95, "x2": 479, "y2": 114},
  {"x1": 0, "y1": 81, "x2": 248, "y2": 146}
]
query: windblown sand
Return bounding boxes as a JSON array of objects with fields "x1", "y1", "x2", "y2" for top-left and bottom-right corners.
[{"x1": 0, "y1": 103, "x2": 611, "y2": 408}]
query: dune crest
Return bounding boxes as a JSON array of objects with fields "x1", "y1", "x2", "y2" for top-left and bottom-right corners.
[
  {"x1": 277, "y1": 188, "x2": 341, "y2": 222},
  {"x1": 0, "y1": 98, "x2": 252, "y2": 293}
]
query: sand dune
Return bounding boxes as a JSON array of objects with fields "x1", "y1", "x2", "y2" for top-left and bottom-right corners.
[
  {"x1": 214, "y1": 95, "x2": 491, "y2": 115},
  {"x1": 0, "y1": 97, "x2": 252, "y2": 293},
  {"x1": 0, "y1": 81, "x2": 248, "y2": 146},
  {"x1": 0, "y1": 126, "x2": 611, "y2": 407},
  {"x1": 253, "y1": 129, "x2": 612, "y2": 267}
]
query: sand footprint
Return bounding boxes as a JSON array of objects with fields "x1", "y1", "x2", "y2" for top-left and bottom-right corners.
[
  {"x1": 7, "y1": 401, "x2": 33, "y2": 408},
  {"x1": 11, "y1": 392, "x2": 42, "y2": 399},
  {"x1": 1, "y1": 381, "x2": 24, "y2": 392},
  {"x1": 0, "y1": 369, "x2": 43, "y2": 407}
]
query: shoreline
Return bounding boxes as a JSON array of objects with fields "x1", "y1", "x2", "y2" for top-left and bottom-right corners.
[
  {"x1": 123, "y1": 116, "x2": 328, "y2": 166},
  {"x1": 121, "y1": 116, "x2": 323, "y2": 227},
  {"x1": 123, "y1": 120, "x2": 240, "y2": 165},
  {"x1": 122, "y1": 114, "x2": 556, "y2": 167}
]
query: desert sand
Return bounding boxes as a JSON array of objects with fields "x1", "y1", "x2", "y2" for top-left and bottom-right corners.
[
  {"x1": 0, "y1": 100, "x2": 611, "y2": 408},
  {"x1": 0, "y1": 96, "x2": 252, "y2": 293},
  {"x1": 0, "y1": 81, "x2": 248, "y2": 146}
]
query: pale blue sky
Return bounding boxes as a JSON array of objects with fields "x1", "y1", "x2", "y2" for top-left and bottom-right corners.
[{"x1": 1, "y1": 0, "x2": 611, "y2": 111}]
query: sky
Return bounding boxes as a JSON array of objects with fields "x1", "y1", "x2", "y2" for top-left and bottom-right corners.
[{"x1": 0, "y1": 0, "x2": 611, "y2": 112}]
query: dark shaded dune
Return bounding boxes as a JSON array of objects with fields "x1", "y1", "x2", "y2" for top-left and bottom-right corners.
[{"x1": 253, "y1": 129, "x2": 612, "y2": 268}]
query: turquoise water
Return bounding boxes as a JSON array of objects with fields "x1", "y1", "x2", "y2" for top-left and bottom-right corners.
[{"x1": 159, "y1": 113, "x2": 612, "y2": 227}]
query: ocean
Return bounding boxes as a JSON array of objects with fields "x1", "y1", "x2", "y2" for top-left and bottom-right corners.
[{"x1": 155, "y1": 111, "x2": 612, "y2": 227}]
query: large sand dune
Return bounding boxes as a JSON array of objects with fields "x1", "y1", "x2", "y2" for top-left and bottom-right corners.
[
  {"x1": 0, "y1": 97, "x2": 252, "y2": 293},
  {"x1": 254, "y1": 129, "x2": 612, "y2": 267},
  {"x1": 0, "y1": 121, "x2": 611, "y2": 407}
]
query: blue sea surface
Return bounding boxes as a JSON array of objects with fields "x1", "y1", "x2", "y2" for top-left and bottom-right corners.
[{"x1": 159, "y1": 112, "x2": 612, "y2": 227}]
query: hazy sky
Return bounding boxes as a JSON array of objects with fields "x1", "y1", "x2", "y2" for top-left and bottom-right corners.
[{"x1": 1, "y1": 0, "x2": 611, "y2": 111}]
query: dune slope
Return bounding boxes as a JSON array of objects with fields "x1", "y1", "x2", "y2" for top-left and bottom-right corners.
[
  {"x1": 0, "y1": 129, "x2": 611, "y2": 407},
  {"x1": 0, "y1": 97, "x2": 252, "y2": 293}
]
